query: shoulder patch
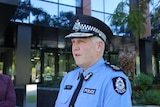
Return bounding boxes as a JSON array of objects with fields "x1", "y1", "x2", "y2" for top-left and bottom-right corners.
[{"x1": 112, "y1": 77, "x2": 126, "y2": 95}]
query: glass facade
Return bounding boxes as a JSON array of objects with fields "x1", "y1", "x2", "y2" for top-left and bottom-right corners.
[
  {"x1": 10, "y1": 0, "x2": 81, "y2": 87},
  {"x1": 12, "y1": 0, "x2": 79, "y2": 28}
]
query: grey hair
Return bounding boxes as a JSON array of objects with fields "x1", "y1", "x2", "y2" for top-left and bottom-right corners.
[{"x1": 91, "y1": 36, "x2": 105, "y2": 53}]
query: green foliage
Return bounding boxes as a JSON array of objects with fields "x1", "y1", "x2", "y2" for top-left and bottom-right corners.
[
  {"x1": 143, "y1": 89, "x2": 160, "y2": 105},
  {"x1": 109, "y1": 2, "x2": 128, "y2": 26},
  {"x1": 132, "y1": 90, "x2": 145, "y2": 105},
  {"x1": 128, "y1": 9, "x2": 146, "y2": 37},
  {"x1": 109, "y1": 0, "x2": 150, "y2": 37},
  {"x1": 134, "y1": 73, "x2": 154, "y2": 90},
  {"x1": 132, "y1": 89, "x2": 160, "y2": 105},
  {"x1": 132, "y1": 73, "x2": 160, "y2": 105}
]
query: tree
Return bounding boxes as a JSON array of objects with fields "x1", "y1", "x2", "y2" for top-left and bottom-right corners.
[
  {"x1": 109, "y1": 0, "x2": 160, "y2": 77},
  {"x1": 109, "y1": 0, "x2": 150, "y2": 51},
  {"x1": 12, "y1": 0, "x2": 30, "y2": 22},
  {"x1": 11, "y1": 0, "x2": 74, "y2": 28}
]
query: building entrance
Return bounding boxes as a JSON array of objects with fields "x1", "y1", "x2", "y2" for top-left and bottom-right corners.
[{"x1": 31, "y1": 49, "x2": 57, "y2": 84}]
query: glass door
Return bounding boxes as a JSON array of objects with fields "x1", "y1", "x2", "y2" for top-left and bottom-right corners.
[
  {"x1": 43, "y1": 52, "x2": 55, "y2": 82},
  {"x1": 30, "y1": 48, "x2": 76, "y2": 87},
  {"x1": 31, "y1": 49, "x2": 41, "y2": 83},
  {"x1": 31, "y1": 49, "x2": 56, "y2": 85}
]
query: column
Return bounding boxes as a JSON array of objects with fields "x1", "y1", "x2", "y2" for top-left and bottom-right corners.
[{"x1": 15, "y1": 25, "x2": 31, "y2": 86}]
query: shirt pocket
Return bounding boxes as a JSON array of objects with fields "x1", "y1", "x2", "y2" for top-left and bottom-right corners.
[{"x1": 60, "y1": 89, "x2": 72, "y2": 104}]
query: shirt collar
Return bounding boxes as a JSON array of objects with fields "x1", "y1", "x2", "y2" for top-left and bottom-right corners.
[{"x1": 81, "y1": 57, "x2": 105, "y2": 77}]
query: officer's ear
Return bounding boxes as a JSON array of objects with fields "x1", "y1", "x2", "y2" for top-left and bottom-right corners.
[{"x1": 96, "y1": 41, "x2": 103, "y2": 52}]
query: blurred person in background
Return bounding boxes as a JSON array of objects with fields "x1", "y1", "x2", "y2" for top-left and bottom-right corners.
[{"x1": 0, "y1": 73, "x2": 16, "y2": 107}]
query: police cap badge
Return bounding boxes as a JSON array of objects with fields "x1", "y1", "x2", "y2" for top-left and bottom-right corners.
[{"x1": 65, "y1": 14, "x2": 113, "y2": 42}]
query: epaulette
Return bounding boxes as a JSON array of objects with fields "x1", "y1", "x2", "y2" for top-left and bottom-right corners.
[
  {"x1": 105, "y1": 62, "x2": 122, "y2": 71},
  {"x1": 72, "y1": 66, "x2": 80, "y2": 70}
]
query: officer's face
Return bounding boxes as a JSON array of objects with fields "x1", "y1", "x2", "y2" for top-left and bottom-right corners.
[{"x1": 71, "y1": 37, "x2": 98, "y2": 70}]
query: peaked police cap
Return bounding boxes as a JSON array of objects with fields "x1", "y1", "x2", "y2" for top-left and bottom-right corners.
[{"x1": 65, "y1": 14, "x2": 113, "y2": 42}]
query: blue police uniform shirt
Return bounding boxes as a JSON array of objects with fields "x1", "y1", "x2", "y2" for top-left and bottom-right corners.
[{"x1": 55, "y1": 58, "x2": 132, "y2": 107}]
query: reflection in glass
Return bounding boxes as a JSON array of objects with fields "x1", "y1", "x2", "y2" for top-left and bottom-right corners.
[
  {"x1": 104, "y1": 13, "x2": 112, "y2": 26},
  {"x1": 45, "y1": 0, "x2": 58, "y2": 3},
  {"x1": 11, "y1": 0, "x2": 31, "y2": 23},
  {"x1": 58, "y1": 5, "x2": 75, "y2": 27},
  {"x1": 106, "y1": 12, "x2": 128, "y2": 36},
  {"x1": 91, "y1": 0, "x2": 103, "y2": 11},
  {"x1": 12, "y1": 0, "x2": 76, "y2": 28},
  {"x1": 104, "y1": 0, "x2": 121, "y2": 13},
  {"x1": 91, "y1": 0, "x2": 121, "y2": 14},
  {"x1": 30, "y1": 0, "x2": 58, "y2": 26},
  {"x1": 105, "y1": 13, "x2": 115, "y2": 34},
  {"x1": 91, "y1": 0, "x2": 128, "y2": 36},
  {"x1": 59, "y1": 5, "x2": 76, "y2": 15},
  {"x1": 92, "y1": 11, "x2": 104, "y2": 22},
  {"x1": 31, "y1": 0, "x2": 58, "y2": 16},
  {"x1": 59, "y1": 0, "x2": 81, "y2": 7}
]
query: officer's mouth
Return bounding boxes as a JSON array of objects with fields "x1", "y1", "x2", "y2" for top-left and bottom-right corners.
[{"x1": 75, "y1": 54, "x2": 81, "y2": 57}]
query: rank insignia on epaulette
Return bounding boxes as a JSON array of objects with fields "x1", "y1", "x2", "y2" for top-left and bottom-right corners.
[
  {"x1": 105, "y1": 61, "x2": 110, "y2": 65},
  {"x1": 105, "y1": 62, "x2": 121, "y2": 71},
  {"x1": 110, "y1": 65, "x2": 121, "y2": 71},
  {"x1": 112, "y1": 77, "x2": 126, "y2": 95}
]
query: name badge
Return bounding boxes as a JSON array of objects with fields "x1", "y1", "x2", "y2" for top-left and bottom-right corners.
[
  {"x1": 83, "y1": 88, "x2": 96, "y2": 94},
  {"x1": 64, "y1": 85, "x2": 73, "y2": 90}
]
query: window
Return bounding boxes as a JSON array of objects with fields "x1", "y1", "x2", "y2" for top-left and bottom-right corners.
[
  {"x1": 13, "y1": 0, "x2": 79, "y2": 28},
  {"x1": 31, "y1": 0, "x2": 58, "y2": 16},
  {"x1": 30, "y1": 0, "x2": 58, "y2": 26},
  {"x1": 44, "y1": 0, "x2": 58, "y2": 3},
  {"x1": 91, "y1": 0, "x2": 128, "y2": 36},
  {"x1": 92, "y1": 11, "x2": 104, "y2": 22},
  {"x1": 31, "y1": 49, "x2": 41, "y2": 83},
  {"x1": 104, "y1": 0, "x2": 121, "y2": 13},
  {"x1": 91, "y1": 0, "x2": 104, "y2": 11},
  {"x1": 59, "y1": 0, "x2": 81, "y2": 7}
]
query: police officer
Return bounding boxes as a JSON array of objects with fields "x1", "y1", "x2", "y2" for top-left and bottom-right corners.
[{"x1": 55, "y1": 14, "x2": 132, "y2": 107}]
